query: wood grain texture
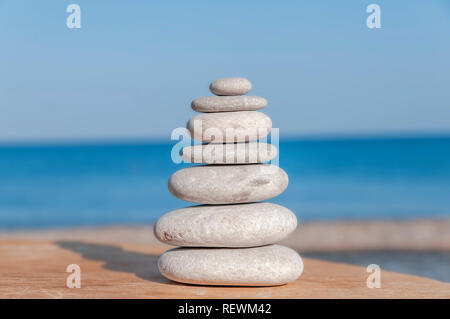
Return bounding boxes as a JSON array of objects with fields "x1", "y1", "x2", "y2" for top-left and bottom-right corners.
[{"x1": 1, "y1": 239, "x2": 449, "y2": 299}]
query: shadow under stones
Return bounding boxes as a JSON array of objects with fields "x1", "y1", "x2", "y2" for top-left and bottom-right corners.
[{"x1": 56, "y1": 240, "x2": 176, "y2": 285}]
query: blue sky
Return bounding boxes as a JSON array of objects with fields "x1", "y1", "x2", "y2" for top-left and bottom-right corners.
[{"x1": 1, "y1": 0, "x2": 450, "y2": 142}]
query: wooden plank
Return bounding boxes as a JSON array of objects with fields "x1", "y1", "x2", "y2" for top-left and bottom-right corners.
[{"x1": 1, "y1": 239, "x2": 449, "y2": 298}]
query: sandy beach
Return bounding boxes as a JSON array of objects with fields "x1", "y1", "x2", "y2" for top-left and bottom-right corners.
[{"x1": 2, "y1": 219, "x2": 449, "y2": 251}]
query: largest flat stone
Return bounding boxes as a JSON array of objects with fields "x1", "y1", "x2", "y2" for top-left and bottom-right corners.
[
  {"x1": 158, "y1": 245, "x2": 303, "y2": 286},
  {"x1": 154, "y1": 203, "x2": 297, "y2": 247},
  {"x1": 187, "y1": 111, "x2": 272, "y2": 143},
  {"x1": 168, "y1": 164, "x2": 289, "y2": 204}
]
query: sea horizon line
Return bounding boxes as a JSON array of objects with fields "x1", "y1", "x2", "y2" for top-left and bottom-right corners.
[{"x1": 1, "y1": 131, "x2": 450, "y2": 148}]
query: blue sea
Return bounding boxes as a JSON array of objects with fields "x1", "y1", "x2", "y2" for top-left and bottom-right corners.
[{"x1": 1, "y1": 136, "x2": 450, "y2": 230}]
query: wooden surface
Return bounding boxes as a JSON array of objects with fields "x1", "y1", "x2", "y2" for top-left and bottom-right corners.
[{"x1": 1, "y1": 239, "x2": 449, "y2": 299}]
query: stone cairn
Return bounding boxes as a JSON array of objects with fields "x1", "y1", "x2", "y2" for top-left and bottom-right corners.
[{"x1": 155, "y1": 77, "x2": 303, "y2": 286}]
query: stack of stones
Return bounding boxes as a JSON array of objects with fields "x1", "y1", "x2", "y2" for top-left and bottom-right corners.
[{"x1": 155, "y1": 77, "x2": 303, "y2": 286}]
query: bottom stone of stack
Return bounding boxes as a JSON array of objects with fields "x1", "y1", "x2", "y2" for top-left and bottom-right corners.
[{"x1": 157, "y1": 245, "x2": 303, "y2": 286}]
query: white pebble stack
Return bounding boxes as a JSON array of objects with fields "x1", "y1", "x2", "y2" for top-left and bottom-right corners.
[{"x1": 155, "y1": 77, "x2": 303, "y2": 286}]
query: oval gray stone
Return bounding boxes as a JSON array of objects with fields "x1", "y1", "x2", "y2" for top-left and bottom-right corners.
[
  {"x1": 181, "y1": 142, "x2": 277, "y2": 164},
  {"x1": 187, "y1": 111, "x2": 272, "y2": 143},
  {"x1": 168, "y1": 164, "x2": 288, "y2": 204},
  {"x1": 158, "y1": 244, "x2": 304, "y2": 286},
  {"x1": 209, "y1": 77, "x2": 252, "y2": 96},
  {"x1": 191, "y1": 96, "x2": 267, "y2": 112},
  {"x1": 154, "y1": 203, "x2": 297, "y2": 247}
]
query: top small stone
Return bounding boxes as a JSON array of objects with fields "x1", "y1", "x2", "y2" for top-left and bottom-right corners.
[{"x1": 210, "y1": 77, "x2": 252, "y2": 96}]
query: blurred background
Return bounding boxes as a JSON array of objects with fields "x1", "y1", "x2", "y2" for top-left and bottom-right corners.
[{"x1": 1, "y1": 1, "x2": 449, "y2": 282}]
